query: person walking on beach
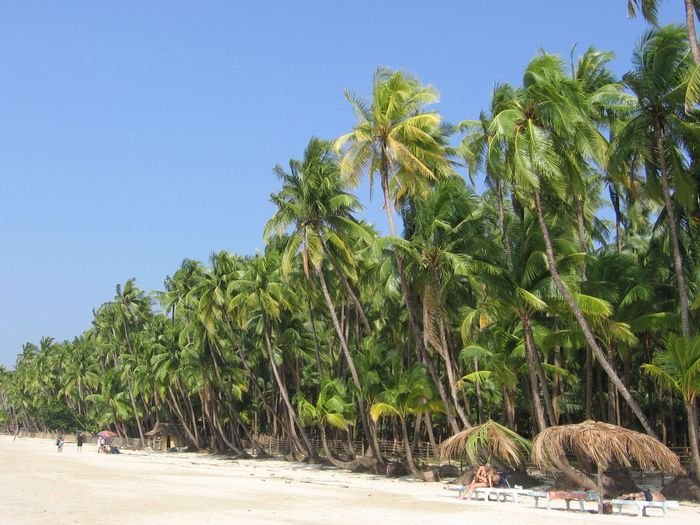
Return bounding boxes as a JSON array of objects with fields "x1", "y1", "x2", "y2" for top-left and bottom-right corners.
[
  {"x1": 76, "y1": 433, "x2": 84, "y2": 452},
  {"x1": 97, "y1": 435, "x2": 106, "y2": 453},
  {"x1": 56, "y1": 436, "x2": 65, "y2": 453}
]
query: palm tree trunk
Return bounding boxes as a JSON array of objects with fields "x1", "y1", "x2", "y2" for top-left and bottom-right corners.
[
  {"x1": 686, "y1": 400, "x2": 700, "y2": 480},
  {"x1": 655, "y1": 123, "x2": 692, "y2": 339},
  {"x1": 522, "y1": 314, "x2": 548, "y2": 433},
  {"x1": 576, "y1": 197, "x2": 595, "y2": 422},
  {"x1": 685, "y1": 0, "x2": 700, "y2": 64},
  {"x1": 420, "y1": 346, "x2": 461, "y2": 433},
  {"x1": 586, "y1": 347, "x2": 594, "y2": 419},
  {"x1": 320, "y1": 427, "x2": 355, "y2": 469},
  {"x1": 166, "y1": 385, "x2": 199, "y2": 447},
  {"x1": 400, "y1": 417, "x2": 427, "y2": 481},
  {"x1": 494, "y1": 178, "x2": 514, "y2": 267},
  {"x1": 533, "y1": 190, "x2": 657, "y2": 437},
  {"x1": 524, "y1": 316, "x2": 557, "y2": 426},
  {"x1": 323, "y1": 246, "x2": 372, "y2": 334},
  {"x1": 305, "y1": 292, "x2": 324, "y2": 375},
  {"x1": 607, "y1": 343, "x2": 618, "y2": 424},
  {"x1": 437, "y1": 313, "x2": 470, "y2": 428}
]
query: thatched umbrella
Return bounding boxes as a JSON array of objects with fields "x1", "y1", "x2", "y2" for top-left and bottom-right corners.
[
  {"x1": 440, "y1": 419, "x2": 532, "y2": 468},
  {"x1": 532, "y1": 420, "x2": 685, "y2": 513}
]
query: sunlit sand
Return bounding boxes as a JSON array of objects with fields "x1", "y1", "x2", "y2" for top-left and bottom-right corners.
[{"x1": 2, "y1": 435, "x2": 698, "y2": 524}]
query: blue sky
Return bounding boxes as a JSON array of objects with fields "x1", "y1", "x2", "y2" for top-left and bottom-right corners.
[{"x1": 0, "y1": 1, "x2": 684, "y2": 368}]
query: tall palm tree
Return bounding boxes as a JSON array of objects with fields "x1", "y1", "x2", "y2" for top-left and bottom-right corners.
[
  {"x1": 265, "y1": 137, "x2": 383, "y2": 461},
  {"x1": 229, "y1": 250, "x2": 319, "y2": 460},
  {"x1": 335, "y1": 68, "x2": 453, "y2": 368},
  {"x1": 627, "y1": 0, "x2": 700, "y2": 64},
  {"x1": 489, "y1": 52, "x2": 657, "y2": 436},
  {"x1": 610, "y1": 25, "x2": 699, "y2": 339}
]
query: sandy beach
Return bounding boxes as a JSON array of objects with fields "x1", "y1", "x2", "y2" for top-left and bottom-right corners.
[{"x1": 1, "y1": 435, "x2": 698, "y2": 525}]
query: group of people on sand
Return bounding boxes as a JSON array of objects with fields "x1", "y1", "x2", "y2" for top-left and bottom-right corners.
[
  {"x1": 55, "y1": 433, "x2": 117, "y2": 454},
  {"x1": 460, "y1": 465, "x2": 501, "y2": 499}
]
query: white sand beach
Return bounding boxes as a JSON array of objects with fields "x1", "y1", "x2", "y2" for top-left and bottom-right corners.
[{"x1": 1, "y1": 435, "x2": 698, "y2": 525}]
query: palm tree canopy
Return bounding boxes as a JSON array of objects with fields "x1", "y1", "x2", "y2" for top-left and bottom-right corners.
[
  {"x1": 532, "y1": 420, "x2": 685, "y2": 475},
  {"x1": 439, "y1": 419, "x2": 532, "y2": 468}
]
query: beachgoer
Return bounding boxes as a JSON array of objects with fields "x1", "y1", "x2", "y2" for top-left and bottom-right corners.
[
  {"x1": 56, "y1": 436, "x2": 65, "y2": 453},
  {"x1": 76, "y1": 434, "x2": 84, "y2": 452},
  {"x1": 619, "y1": 489, "x2": 665, "y2": 502},
  {"x1": 460, "y1": 465, "x2": 500, "y2": 500},
  {"x1": 98, "y1": 435, "x2": 106, "y2": 454}
]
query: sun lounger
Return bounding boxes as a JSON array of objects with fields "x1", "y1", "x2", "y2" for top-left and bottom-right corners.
[
  {"x1": 470, "y1": 487, "x2": 531, "y2": 503},
  {"x1": 530, "y1": 490, "x2": 594, "y2": 511},
  {"x1": 610, "y1": 499, "x2": 679, "y2": 517}
]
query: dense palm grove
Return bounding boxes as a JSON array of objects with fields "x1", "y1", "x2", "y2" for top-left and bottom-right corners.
[{"x1": 2, "y1": 15, "x2": 700, "y2": 479}]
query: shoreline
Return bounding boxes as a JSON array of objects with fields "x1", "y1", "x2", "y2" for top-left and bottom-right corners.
[{"x1": 2, "y1": 435, "x2": 698, "y2": 524}]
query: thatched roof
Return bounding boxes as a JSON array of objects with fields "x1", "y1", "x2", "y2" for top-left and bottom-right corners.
[
  {"x1": 532, "y1": 420, "x2": 685, "y2": 475},
  {"x1": 439, "y1": 419, "x2": 532, "y2": 468},
  {"x1": 145, "y1": 421, "x2": 181, "y2": 437}
]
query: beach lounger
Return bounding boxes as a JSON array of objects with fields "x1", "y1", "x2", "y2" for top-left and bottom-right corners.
[
  {"x1": 610, "y1": 499, "x2": 679, "y2": 517},
  {"x1": 470, "y1": 487, "x2": 532, "y2": 503},
  {"x1": 530, "y1": 490, "x2": 594, "y2": 511}
]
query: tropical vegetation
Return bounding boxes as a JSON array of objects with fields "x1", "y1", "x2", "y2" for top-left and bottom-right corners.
[{"x1": 1, "y1": 11, "x2": 699, "y2": 479}]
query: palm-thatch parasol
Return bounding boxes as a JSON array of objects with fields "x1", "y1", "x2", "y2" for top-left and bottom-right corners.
[
  {"x1": 440, "y1": 419, "x2": 532, "y2": 469},
  {"x1": 532, "y1": 420, "x2": 685, "y2": 513}
]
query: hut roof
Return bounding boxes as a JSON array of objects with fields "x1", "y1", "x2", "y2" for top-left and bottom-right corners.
[
  {"x1": 439, "y1": 419, "x2": 532, "y2": 468},
  {"x1": 532, "y1": 420, "x2": 685, "y2": 475},
  {"x1": 145, "y1": 421, "x2": 181, "y2": 437}
]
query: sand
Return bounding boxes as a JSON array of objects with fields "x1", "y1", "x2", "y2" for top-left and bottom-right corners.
[{"x1": 1, "y1": 435, "x2": 698, "y2": 524}]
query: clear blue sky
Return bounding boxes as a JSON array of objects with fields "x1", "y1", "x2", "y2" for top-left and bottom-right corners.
[{"x1": 0, "y1": 1, "x2": 684, "y2": 368}]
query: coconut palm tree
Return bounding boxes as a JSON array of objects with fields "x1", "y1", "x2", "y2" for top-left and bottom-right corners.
[
  {"x1": 299, "y1": 378, "x2": 356, "y2": 468},
  {"x1": 229, "y1": 250, "x2": 319, "y2": 460},
  {"x1": 335, "y1": 67, "x2": 453, "y2": 365},
  {"x1": 643, "y1": 334, "x2": 700, "y2": 479},
  {"x1": 265, "y1": 137, "x2": 384, "y2": 462},
  {"x1": 489, "y1": 52, "x2": 657, "y2": 436},
  {"x1": 610, "y1": 25, "x2": 699, "y2": 340},
  {"x1": 371, "y1": 364, "x2": 444, "y2": 480},
  {"x1": 627, "y1": 0, "x2": 700, "y2": 64}
]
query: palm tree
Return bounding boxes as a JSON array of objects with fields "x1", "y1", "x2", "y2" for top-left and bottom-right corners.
[
  {"x1": 229, "y1": 250, "x2": 319, "y2": 460},
  {"x1": 398, "y1": 177, "x2": 500, "y2": 430},
  {"x1": 627, "y1": 0, "x2": 700, "y2": 64},
  {"x1": 643, "y1": 335, "x2": 700, "y2": 479},
  {"x1": 335, "y1": 67, "x2": 453, "y2": 365},
  {"x1": 370, "y1": 364, "x2": 443, "y2": 480},
  {"x1": 489, "y1": 52, "x2": 657, "y2": 436},
  {"x1": 265, "y1": 137, "x2": 383, "y2": 462},
  {"x1": 299, "y1": 378, "x2": 356, "y2": 468},
  {"x1": 610, "y1": 25, "x2": 699, "y2": 339}
]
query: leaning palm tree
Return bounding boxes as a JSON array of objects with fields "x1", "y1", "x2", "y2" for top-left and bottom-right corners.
[
  {"x1": 489, "y1": 52, "x2": 657, "y2": 436},
  {"x1": 532, "y1": 420, "x2": 685, "y2": 512},
  {"x1": 439, "y1": 419, "x2": 532, "y2": 469}
]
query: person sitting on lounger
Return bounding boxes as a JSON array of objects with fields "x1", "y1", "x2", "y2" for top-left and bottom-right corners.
[{"x1": 460, "y1": 465, "x2": 500, "y2": 499}]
